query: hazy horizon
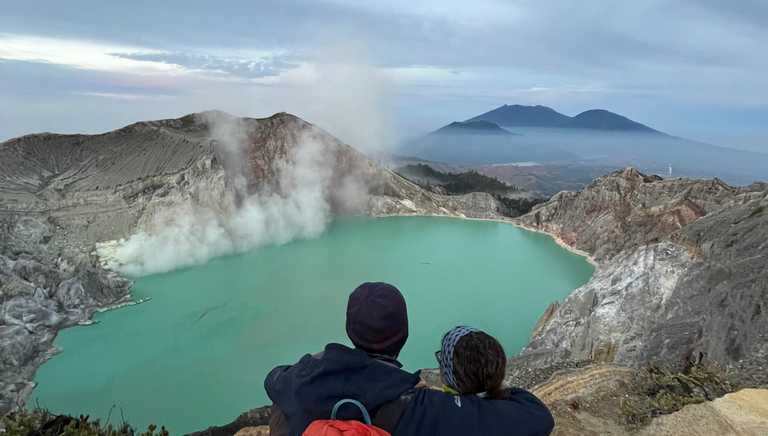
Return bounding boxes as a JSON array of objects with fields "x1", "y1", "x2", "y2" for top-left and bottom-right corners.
[{"x1": 2, "y1": 1, "x2": 767, "y2": 153}]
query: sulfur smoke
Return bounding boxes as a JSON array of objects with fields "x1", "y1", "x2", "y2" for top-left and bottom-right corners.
[
  {"x1": 96, "y1": 46, "x2": 391, "y2": 276},
  {"x1": 97, "y1": 113, "x2": 347, "y2": 276}
]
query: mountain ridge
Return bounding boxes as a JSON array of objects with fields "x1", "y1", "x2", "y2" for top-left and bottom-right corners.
[
  {"x1": 400, "y1": 105, "x2": 768, "y2": 185},
  {"x1": 468, "y1": 104, "x2": 661, "y2": 133},
  {"x1": 467, "y1": 104, "x2": 572, "y2": 128},
  {"x1": 432, "y1": 120, "x2": 514, "y2": 135}
]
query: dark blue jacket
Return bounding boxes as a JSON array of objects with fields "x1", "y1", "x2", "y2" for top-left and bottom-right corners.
[
  {"x1": 264, "y1": 343, "x2": 421, "y2": 435},
  {"x1": 393, "y1": 387, "x2": 554, "y2": 436}
]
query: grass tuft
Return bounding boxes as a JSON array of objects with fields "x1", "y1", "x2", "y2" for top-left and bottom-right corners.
[
  {"x1": 1, "y1": 408, "x2": 168, "y2": 436},
  {"x1": 619, "y1": 362, "x2": 731, "y2": 429}
]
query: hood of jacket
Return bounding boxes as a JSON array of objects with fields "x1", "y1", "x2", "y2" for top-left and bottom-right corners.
[{"x1": 265, "y1": 343, "x2": 420, "y2": 434}]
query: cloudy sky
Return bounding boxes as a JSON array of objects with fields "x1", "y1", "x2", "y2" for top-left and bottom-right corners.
[{"x1": 1, "y1": 0, "x2": 767, "y2": 152}]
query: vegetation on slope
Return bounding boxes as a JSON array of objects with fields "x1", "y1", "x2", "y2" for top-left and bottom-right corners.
[
  {"x1": 620, "y1": 363, "x2": 732, "y2": 429},
  {"x1": 395, "y1": 163, "x2": 544, "y2": 217},
  {"x1": 1, "y1": 409, "x2": 168, "y2": 436},
  {"x1": 395, "y1": 163, "x2": 519, "y2": 194}
]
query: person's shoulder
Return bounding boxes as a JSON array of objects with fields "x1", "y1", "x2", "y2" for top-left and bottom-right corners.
[
  {"x1": 264, "y1": 346, "x2": 337, "y2": 398},
  {"x1": 268, "y1": 346, "x2": 331, "y2": 378},
  {"x1": 409, "y1": 387, "x2": 461, "y2": 406},
  {"x1": 504, "y1": 387, "x2": 536, "y2": 396},
  {"x1": 319, "y1": 342, "x2": 361, "y2": 359},
  {"x1": 495, "y1": 388, "x2": 555, "y2": 433},
  {"x1": 294, "y1": 343, "x2": 349, "y2": 364},
  {"x1": 411, "y1": 388, "x2": 541, "y2": 409},
  {"x1": 291, "y1": 343, "x2": 387, "y2": 378},
  {"x1": 500, "y1": 387, "x2": 548, "y2": 405}
]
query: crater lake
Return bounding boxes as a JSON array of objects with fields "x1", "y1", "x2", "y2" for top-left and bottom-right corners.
[{"x1": 32, "y1": 216, "x2": 593, "y2": 434}]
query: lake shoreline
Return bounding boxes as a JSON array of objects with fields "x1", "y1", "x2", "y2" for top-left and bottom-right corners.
[
  {"x1": 5, "y1": 292, "x2": 135, "y2": 416},
  {"x1": 372, "y1": 212, "x2": 599, "y2": 267},
  {"x1": 29, "y1": 214, "x2": 595, "y2": 433}
]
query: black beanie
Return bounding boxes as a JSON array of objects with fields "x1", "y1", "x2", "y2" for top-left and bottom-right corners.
[{"x1": 346, "y1": 282, "x2": 409, "y2": 357}]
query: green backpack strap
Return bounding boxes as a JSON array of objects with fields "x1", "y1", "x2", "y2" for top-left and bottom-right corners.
[{"x1": 331, "y1": 399, "x2": 372, "y2": 425}]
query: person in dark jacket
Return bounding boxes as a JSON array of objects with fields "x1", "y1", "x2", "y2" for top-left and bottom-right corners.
[
  {"x1": 393, "y1": 326, "x2": 555, "y2": 436},
  {"x1": 264, "y1": 282, "x2": 420, "y2": 436}
]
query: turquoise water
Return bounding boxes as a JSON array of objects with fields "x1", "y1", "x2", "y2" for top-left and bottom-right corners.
[{"x1": 31, "y1": 216, "x2": 593, "y2": 434}]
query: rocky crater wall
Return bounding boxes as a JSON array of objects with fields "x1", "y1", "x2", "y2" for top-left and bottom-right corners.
[
  {"x1": 519, "y1": 168, "x2": 768, "y2": 387},
  {"x1": 0, "y1": 111, "x2": 507, "y2": 414}
]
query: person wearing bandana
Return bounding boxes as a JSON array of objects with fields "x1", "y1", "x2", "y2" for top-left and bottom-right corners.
[
  {"x1": 392, "y1": 326, "x2": 554, "y2": 436},
  {"x1": 264, "y1": 282, "x2": 420, "y2": 435}
]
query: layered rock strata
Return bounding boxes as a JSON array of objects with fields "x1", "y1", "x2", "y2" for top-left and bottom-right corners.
[{"x1": 519, "y1": 168, "x2": 768, "y2": 384}]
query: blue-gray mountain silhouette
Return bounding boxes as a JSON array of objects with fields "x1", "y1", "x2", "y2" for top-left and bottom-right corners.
[
  {"x1": 567, "y1": 109, "x2": 661, "y2": 133},
  {"x1": 399, "y1": 104, "x2": 768, "y2": 185},
  {"x1": 433, "y1": 120, "x2": 515, "y2": 135},
  {"x1": 467, "y1": 105, "x2": 571, "y2": 127},
  {"x1": 469, "y1": 105, "x2": 660, "y2": 133}
]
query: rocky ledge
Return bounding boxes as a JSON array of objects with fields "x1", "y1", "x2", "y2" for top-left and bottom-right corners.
[
  {"x1": 518, "y1": 168, "x2": 768, "y2": 386},
  {"x1": 193, "y1": 361, "x2": 767, "y2": 436},
  {"x1": 0, "y1": 216, "x2": 131, "y2": 415}
]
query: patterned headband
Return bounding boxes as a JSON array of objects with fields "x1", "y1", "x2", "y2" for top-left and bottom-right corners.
[{"x1": 438, "y1": 325, "x2": 479, "y2": 390}]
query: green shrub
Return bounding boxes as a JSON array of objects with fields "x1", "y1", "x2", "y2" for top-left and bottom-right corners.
[
  {"x1": 619, "y1": 363, "x2": 731, "y2": 428},
  {"x1": 1, "y1": 409, "x2": 168, "y2": 436}
]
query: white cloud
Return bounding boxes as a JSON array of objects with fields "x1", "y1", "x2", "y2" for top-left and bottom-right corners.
[
  {"x1": 384, "y1": 65, "x2": 468, "y2": 84},
  {"x1": 321, "y1": 0, "x2": 521, "y2": 28},
  {"x1": 0, "y1": 34, "x2": 183, "y2": 75},
  {"x1": 73, "y1": 91, "x2": 174, "y2": 101},
  {"x1": 0, "y1": 34, "x2": 296, "y2": 81},
  {"x1": 112, "y1": 50, "x2": 297, "y2": 79},
  {"x1": 3, "y1": 0, "x2": 767, "y2": 148}
]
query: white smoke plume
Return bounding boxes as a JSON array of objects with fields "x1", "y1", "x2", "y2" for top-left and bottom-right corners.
[
  {"x1": 96, "y1": 46, "x2": 389, "y2": 276},
  {"x1": 97, "y1": 120, "x2": 338, "y2": 276},
  {"x1": 298, "y1": 46, "x2": 395, "y2": 154}
]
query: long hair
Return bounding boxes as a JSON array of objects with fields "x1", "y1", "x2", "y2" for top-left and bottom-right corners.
[{"x1": 451, "y1": 331, "x2": 507, "y2": 399}]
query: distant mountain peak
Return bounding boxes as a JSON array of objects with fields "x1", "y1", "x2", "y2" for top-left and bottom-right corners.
[
  {"x1": 433, "y1": 120, "x2": 513, "y2": 135},
  {"x1": 468, "y1": 104, "x2": 572, "y2": 127},
  {"x1": 503, "y1": 104, "x2": 555, "y2": 110},
  {"x1": 469, "y1": 104, "x2": 663, "y2": 134},
  {"x1": 569, "y1": 109, "x2": 659, "y2": 133}
]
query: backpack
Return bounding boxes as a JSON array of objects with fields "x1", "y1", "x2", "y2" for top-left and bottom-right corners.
[{"x1": 302, "y1": 399, "x2": 391, "y2": 436}]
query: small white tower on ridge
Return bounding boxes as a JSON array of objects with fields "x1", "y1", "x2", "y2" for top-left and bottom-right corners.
[{"x1": 668, "y1": 164, "x2": 673, "y2": 178}]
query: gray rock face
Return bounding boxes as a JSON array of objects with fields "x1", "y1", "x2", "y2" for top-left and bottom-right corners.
[
  {"x1": 1, "y1": 111, "x2": 504, "y2": 248},
  {"x1": 0, "y1": 217, "x2": 131, "y2": 414},
  {"x1": 520, "y1": 168, "x2": 768, "y2": 385},
  {"x1": 519, "y1": 168, "x2": 740, "y2": 261},
  {"x1": 0, "y1": 111, "x2": 507, "y2": 415},
  {"x1": 526, "y1": 242, "x2": 692, "y2": 364}
]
